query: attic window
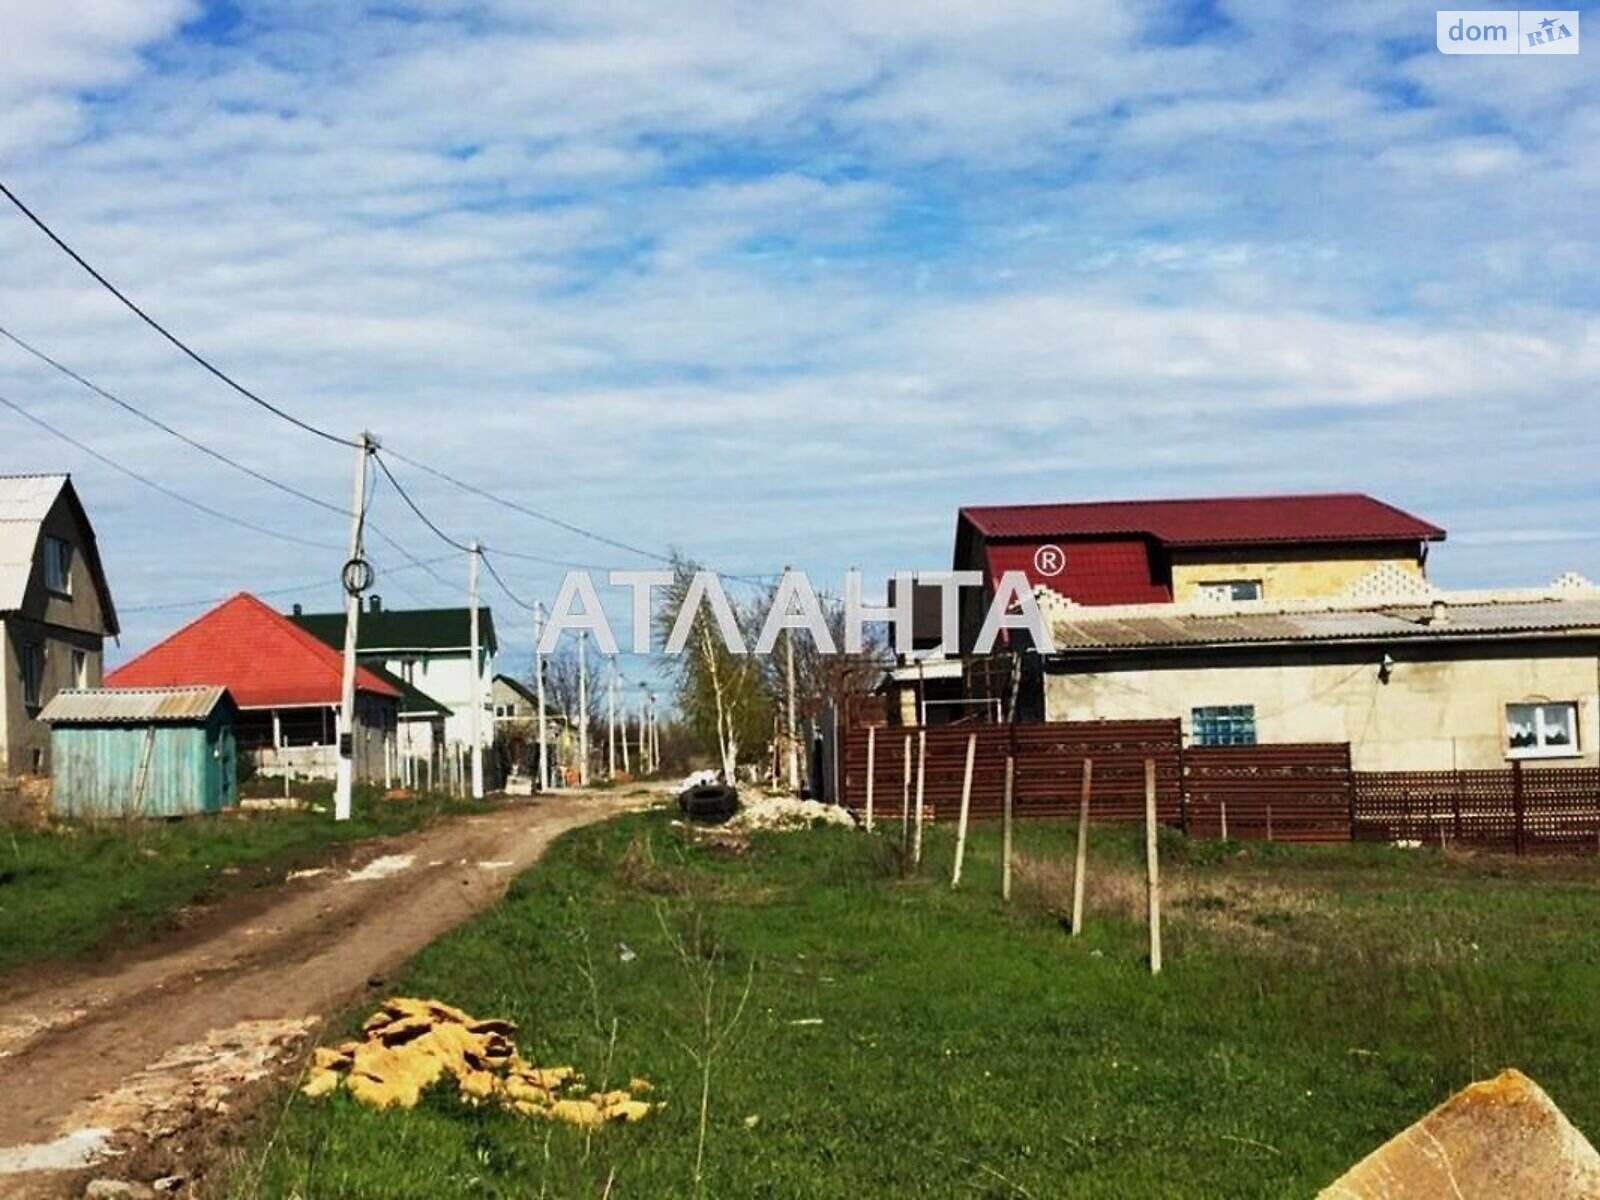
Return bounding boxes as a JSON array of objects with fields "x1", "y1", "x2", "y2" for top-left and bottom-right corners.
[
  {"x1": 43, "y1": 536, "x2": 72, "y2": 595},
  {"x1": 1198, "y1": 579, "x2": 1262, "y2": 602}
]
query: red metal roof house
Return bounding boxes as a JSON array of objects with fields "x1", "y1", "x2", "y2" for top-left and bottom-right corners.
[
  {"x1": 951, "y1": 492, "x2": 1445, "y2": 650},
  {"x1": 107, "y1": 593, "x2": 400, "y2": 782}
]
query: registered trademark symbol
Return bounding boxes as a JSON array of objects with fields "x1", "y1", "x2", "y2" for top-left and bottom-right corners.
[{"x1": 1032, "y1": 544, "x2": 1065, "y2": 577}]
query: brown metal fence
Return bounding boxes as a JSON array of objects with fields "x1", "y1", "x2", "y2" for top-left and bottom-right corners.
[
  {"x1": 836, "y1": 714, "x2": 1600, "y2": 854},
  {"x1": 838, "y1": 719, "x2": 1183, "y2": 825},
  {"x1": 1182, "y1": 743, "x2": 1354, "y2": 843},
  {"x1": 1352, "y1": 765, "x2": 1600, "y2": 854}
]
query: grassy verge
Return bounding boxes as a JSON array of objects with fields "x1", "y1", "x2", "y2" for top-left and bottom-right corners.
[
  {"x1": 0, "y1": 785, "x2": 488, "y2": 975},
  {"x1": 233, "y1": 811, "x2": 1600, "y2": 1198}
]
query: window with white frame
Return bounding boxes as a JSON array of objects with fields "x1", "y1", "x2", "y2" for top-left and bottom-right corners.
[
  {"x1": 1505, "y1": 702, "x2": 1579, "y2": 759},
  {"x1": 43, "y1": 536, "x2": 72, "y2": 594},
  {"x1": 1192, "y1": 704, "x2": 1257, "y2": 746},
  {"x1": 20, "y1": 642, "x2": 45, "y2": 708}
]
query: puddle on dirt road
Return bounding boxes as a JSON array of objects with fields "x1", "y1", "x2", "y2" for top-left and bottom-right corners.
[
  {"x1": 0, "y1": 1128, "x2": 115, "y2": 1175},
  {"x1": 344, "y1": 854, "x2": 415, "y2": 882}
]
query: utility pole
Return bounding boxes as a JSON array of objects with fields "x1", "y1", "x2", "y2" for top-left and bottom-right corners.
[
  {"x1": 648, "y1": 689, "x2": 659, "y2": 773},
  {"x1": 638, "y1": 683, "x2": 649, "y2": 775},
  {"x1": 578, "y1": 629, "x2": 590, "y2": 786},
  {"x1": 335, "y1": 432, "x2": 373, "y2": 822},
  {"x1": 534, "y1": 601, "x2": 548, "y2": 791},
  {"x1": 468, "y1": 542, "x2": 484, "y2": 799},
  {"x1": 607, "y1": 656, "x2": 617, "y2": 780},
  {"x1": 785, "y1": 570, "x2": 800, "y2": 793}
]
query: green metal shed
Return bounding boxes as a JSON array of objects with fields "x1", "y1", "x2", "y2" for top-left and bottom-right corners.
[{"x1": 39, "y1": 686, "x2": 239, "y2": 818}]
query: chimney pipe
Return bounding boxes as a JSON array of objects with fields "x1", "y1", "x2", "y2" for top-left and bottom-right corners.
[
  {"x1": 369, "y1": 594, "x2": 382, "y2": 614},
  {"x1": 292, "y1": 603, "x2": 303, "y2": 616}
]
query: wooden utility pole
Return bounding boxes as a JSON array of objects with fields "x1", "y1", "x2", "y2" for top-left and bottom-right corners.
[
  {"x1": 1071, "y1": 757, "x2": 1092, "y2": 935},
  {"x1": 1145, "y1": 758, "x2": 1162, "y2": 975},
  {"x1": 335, "y1": 432, "x2": 373, "y2": 822},
  {"x1": 468, "y1": 542, "x2": 484, "y2": 800},
  {"x1": 951, "y1": 732, "x2": 977, "y2": 887},
  {"x1": 578, "y1": 630, "x2": 590, "y2": 786},
  {"x1": 535, "y1": 601, "x2": 548, "y2": 790}
]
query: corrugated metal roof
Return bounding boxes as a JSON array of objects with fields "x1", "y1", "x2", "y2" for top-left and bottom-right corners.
[
  {"x1": 292, "y1": 605, "x2": 499, "y2": 656},
  {"x1": 1050, "y1": 597, "x2": 1600, "y2": 651},
  {"x1": 0, "y1": 475, "x2": 69, "y2": 612},
  {"x1": 39, "y1": 686, "x2": 233, "y2": 724},
  {"x1": 961, "y1": 493, "x2": 1445, "y2": 546}
]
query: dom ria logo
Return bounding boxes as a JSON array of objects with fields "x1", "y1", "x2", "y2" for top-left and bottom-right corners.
[{"x1": 1438, "y1": 10, "x2": 1578, "y2": 54}]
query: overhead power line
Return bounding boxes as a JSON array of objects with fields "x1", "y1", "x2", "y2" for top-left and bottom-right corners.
[
  {"x1": 0, "y1": 389, "x2": 343, "y2": 551},
  {"x1": 119, "y1": 552, "x2": 459, "y2": 614},
  {"x1": 0, "y1": 322, "x2": 351, "y2": 517},
  {"x1": 0, "y1": 179, "x2": 781, "y2": 589},
  {"x1": 0, "y1": 180, "x2": 356, "y2": 448}
]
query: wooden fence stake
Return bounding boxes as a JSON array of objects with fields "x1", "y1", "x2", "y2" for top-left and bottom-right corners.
[
  {"x1": 1071, "y1": 757, "x2": 1093, "y2": 936},
  {"x1": 1266, "y1": 804, "x2": 1273, "y2": 843},
  {"x1": 864, "y1": 725, "x2": 876, "y2": 832},
  {"x1": 1145, "y1": 758, "x2": 1162, "y2": 975},
  {"x1": 952, "y1": 733, "x2": 977, "y2": 888},
  {"x1": 1001, "y1": 754, "x2": 1015, "y2": 902},
  {"x1": 1220, "y1": 800, "x2": 1228, "y2": 841},
  {"x1": 913, "y1": 730, "x2": 927, "y2": 867},
  {"x1": 900, "y1": 734, "x2": 912, "y2": 868}
]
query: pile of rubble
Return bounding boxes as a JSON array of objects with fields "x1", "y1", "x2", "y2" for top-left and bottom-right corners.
[
  {"x1": 302, "y1": 998, "x2": 654, "y2": 1127},
  {"x1": 726, "y1": 796, "x2": 857, "y2": 833}
]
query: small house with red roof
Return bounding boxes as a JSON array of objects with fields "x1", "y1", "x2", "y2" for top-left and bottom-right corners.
[{"x1": 106, "y1": 593, "x2": 400, "y2": 782}]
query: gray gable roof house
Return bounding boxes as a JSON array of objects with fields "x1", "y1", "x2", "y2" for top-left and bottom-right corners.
[{"x1": 0, "y1": 474, "x2": 119, "y2": 777}]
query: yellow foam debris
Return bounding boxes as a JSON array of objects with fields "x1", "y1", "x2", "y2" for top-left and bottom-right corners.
[{"x1": 302, "y1": 997, "x2": 657, "y2": 1128}]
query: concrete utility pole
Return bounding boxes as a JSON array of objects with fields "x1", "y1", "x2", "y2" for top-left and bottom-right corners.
[
  {"x1": 578, "y1": 629, "x2": 590, "y2": 786},
  {"x1": 647, "y1": 689, "x2": 659, "y2": 774},
  {"x1": 785, "y1": 609, "x2": 800, "y2": 792},
  {"x1": 468, "y1": 542, "x2": 484, "y2": 800},
  {"x1": 619, "y1": 672, "x2": 631, "y2": 776},
  {"x1": 638, "y1": 682, "x2": 649, "y2": 775},
  {"x1": 534, "y1": 601, "x2": 548, "y2": 791},
  {"x1": 607, "y1": 656, "x2": 617, "y2": 780},
  {"x1": 335, "y1": 432, "x2": 373, "y2": 822}
]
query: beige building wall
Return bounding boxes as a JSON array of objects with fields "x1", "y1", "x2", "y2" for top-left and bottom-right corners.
[
  {"x1": 1046, "y1": 643, "x2": 1600, "y2": 771},
  {"x1": 1169, "y1": 542, "x2": 1425, "y2": 602}
]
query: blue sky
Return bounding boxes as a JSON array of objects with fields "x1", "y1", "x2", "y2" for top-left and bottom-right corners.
[{"x1": 0, "y1": 0, "x2": 1596, "y2": 685}]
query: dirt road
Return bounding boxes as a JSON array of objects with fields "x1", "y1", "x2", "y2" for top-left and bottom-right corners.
[{"x1": 0, "y1": 790, "x2": 641, "y2": 1197}]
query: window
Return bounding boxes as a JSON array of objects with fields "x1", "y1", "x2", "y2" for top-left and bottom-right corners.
[
  {"x1": 71, "y1": 648, "x2": 89, "y2": 689},
  {"x1": 43, "y1": 537, "x2": 72, "y2": 595},
  {"x1": 1192, "y1": 704, "x2": 1257, "y2": 746},
  {"x1": 20, "y1": 642, "x2": 45, "y2": 709},
  {"x1": 1198, "y1": 579, "x2": 1262, "y2": 601},
  {"x1": 1506, "y1": 702, "x2": 1579, "y2": 759}
]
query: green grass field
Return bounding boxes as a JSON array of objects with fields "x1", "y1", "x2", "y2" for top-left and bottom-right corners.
[
  {"x1": 0, "y1": 786, "x2": 486, "y2": 975},
  {"x1": 233, "y1": 809, "x2": 1600, "y2": 1199}
]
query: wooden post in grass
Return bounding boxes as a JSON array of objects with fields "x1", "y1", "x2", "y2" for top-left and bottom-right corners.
[
  {"x1": 1266, "y1": 804, "x2": 1274, "y2": 843},
  {"x1": 913, "y1": 730, "x2": 927, "y2": 867},
  {"x1": 1220, "y1": 800, "x2": 1228, "y2": 841},
  {"x1": 1001, "y1": 754, "x2": 1015, "y2": 902},
  {"x1": 864, "y1": 725, "x2": 876, "y2": 832},
  {"x1": 1512, "y1": 759, "x2": 1526, "y2": 857},
  {"x1": 1145, "y1": 758, "x2": 1162, "y2": 975},
  {"x1": 951, "y1": 732, "x2": 977, "y2": 888},
  {"x1": 1071, "y1": 757, "x2": 1093, "y2": 936},
  {"x1": 900, "y1": 734, "x2": 911, "y2": 832}
]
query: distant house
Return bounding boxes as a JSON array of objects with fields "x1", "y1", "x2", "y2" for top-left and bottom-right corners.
[
  {"x1": 886, "y1": 492, "x2": 1449, "y2": 725},
  {"x1": 107, "y1": 593, "x2": 399, "y2": 781},
  {"x1": 1040, "y1": 586, "x2": 1600, "y2": 771},
  {"x1": 491, "y1": 673, "x2": 537, "y2": 722},
  {"x1": 291, "y1": 596, "x2": 494, "y2": 755},
  {"x1": 490, "y1": 674, "x2": 578, "y2": 785},
  {"x1": 0, "y1": 474, "x2": 119, "y2": 777}
]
